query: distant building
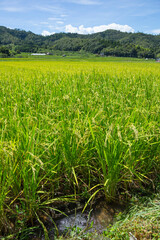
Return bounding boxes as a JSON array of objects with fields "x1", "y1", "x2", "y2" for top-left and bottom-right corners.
[
  {"x1": 31, "y1": 53, "x2": 46, "y2": 56},
  {"x1": 100, "y1": 52, "x2": 105, "y2": 56}
]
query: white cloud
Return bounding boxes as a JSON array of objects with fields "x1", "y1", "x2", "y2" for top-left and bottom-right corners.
[
  {"x1": 119, "y1": 2, "x2": 145, "y2": 9},
  {"x1": 60, "y1": 14, "x2": 68, "y2": 17},
  {"x1": 132, "y1": 9, "x2": 159, "y2": 17},
  {"x1": 56, "y1": 21, "x2": 64, "y2": 24},
  {"x1": 40, "y1": 22, "x2": 49, "y2": 25},
  {"x1": 36, "y1": 6, "x2": 63, "y2": 14},
  {"x1": 66, "y1": 0, "x2": 101, "y2": 5},
  {"x1": 0, "y1": 0, "x2": 25, "y2": 12},
  {"x1": 152, "y1": 29, "x2": 160, "y2": 34},
  {"x1": 41, "y1": 30, "x2": 55, "y2": 36},
  {"x1": 55, "y1": 26, "x2": 65, "y2": 31},
  {"x1": 65, "y1": 23, "x2": 135, "y2": 34},
  {"x1": 48, "y1": 25, "x2": 55, "y2": 29},
  {"x1": 1, "y1": 6, "x2": 24, "y2": 12},
  {"x1": 48, "y1": 17, "x2": 62, "y2": 21}
]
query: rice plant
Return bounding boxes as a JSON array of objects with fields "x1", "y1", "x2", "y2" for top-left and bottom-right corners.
[{"x1": 0, "y1": 59, "x2": 159, "y2": 236}]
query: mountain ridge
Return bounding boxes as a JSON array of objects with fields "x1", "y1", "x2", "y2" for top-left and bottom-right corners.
[{"x1": 0, "y1": 25, "x2": 160, "y2": 58}]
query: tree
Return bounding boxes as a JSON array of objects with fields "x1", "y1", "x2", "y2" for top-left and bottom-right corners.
[{"x1": 0, "y1": 46, "x2": 10, "y2": 57}]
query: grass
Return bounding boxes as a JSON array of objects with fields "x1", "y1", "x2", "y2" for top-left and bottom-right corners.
[
  {"x1": 103, "y1": 193, "x2": 160, "y2": 240},
  {"x1": 0, "y1": 58, "x2": 160, "y2": 238},
  {"x1": 0, "y1": 54, "x2": 155, "y2": 62}
]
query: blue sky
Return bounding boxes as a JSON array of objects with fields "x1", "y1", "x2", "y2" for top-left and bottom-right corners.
[{"x1": 0, "y1": 0, "x2": 160, "y2": 36}]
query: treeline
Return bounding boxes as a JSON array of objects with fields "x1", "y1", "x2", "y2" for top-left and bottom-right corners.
[
  {"x1": 0, "y1": 26, "x2": 159, "y2": 58},
  {"x1": 52, "y1": 38, "x2": 155, "y2": 58}
]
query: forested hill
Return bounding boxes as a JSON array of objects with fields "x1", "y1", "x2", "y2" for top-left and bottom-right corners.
[{"x1": 0, "y1": 25, "x2": 160, "y2": 58}]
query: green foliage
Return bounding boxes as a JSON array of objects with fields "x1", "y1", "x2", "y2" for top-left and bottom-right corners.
[
  {"x1": 53, "y1": 37, "x2": 84, "y2": 51},
  {"x1": 0, "y1": 26, "x2": 159, "y2": 58},
  {"x1": 0, "y1": 46, "x2": 10, "y2": 57},
  {"x1": 0, "y1": 59, "x2": 159, "y2": 237}
]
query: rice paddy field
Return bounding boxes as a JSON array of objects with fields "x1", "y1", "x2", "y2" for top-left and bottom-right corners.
[{"x1": 0, "y1": 58, "x2": 160, "y2": 238}]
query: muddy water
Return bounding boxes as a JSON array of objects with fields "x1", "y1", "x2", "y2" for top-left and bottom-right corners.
[
  {"x1": 34, "y1": 199, "x2": 124, "y2": 239},
  {"x1": 57, "y1": 201, "x2": 122, "y2": 233}
]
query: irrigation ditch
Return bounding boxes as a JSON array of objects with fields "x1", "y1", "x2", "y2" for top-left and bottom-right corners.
[{"x1": 31, "y1": 197, "x2": 125, "y2": 239}]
